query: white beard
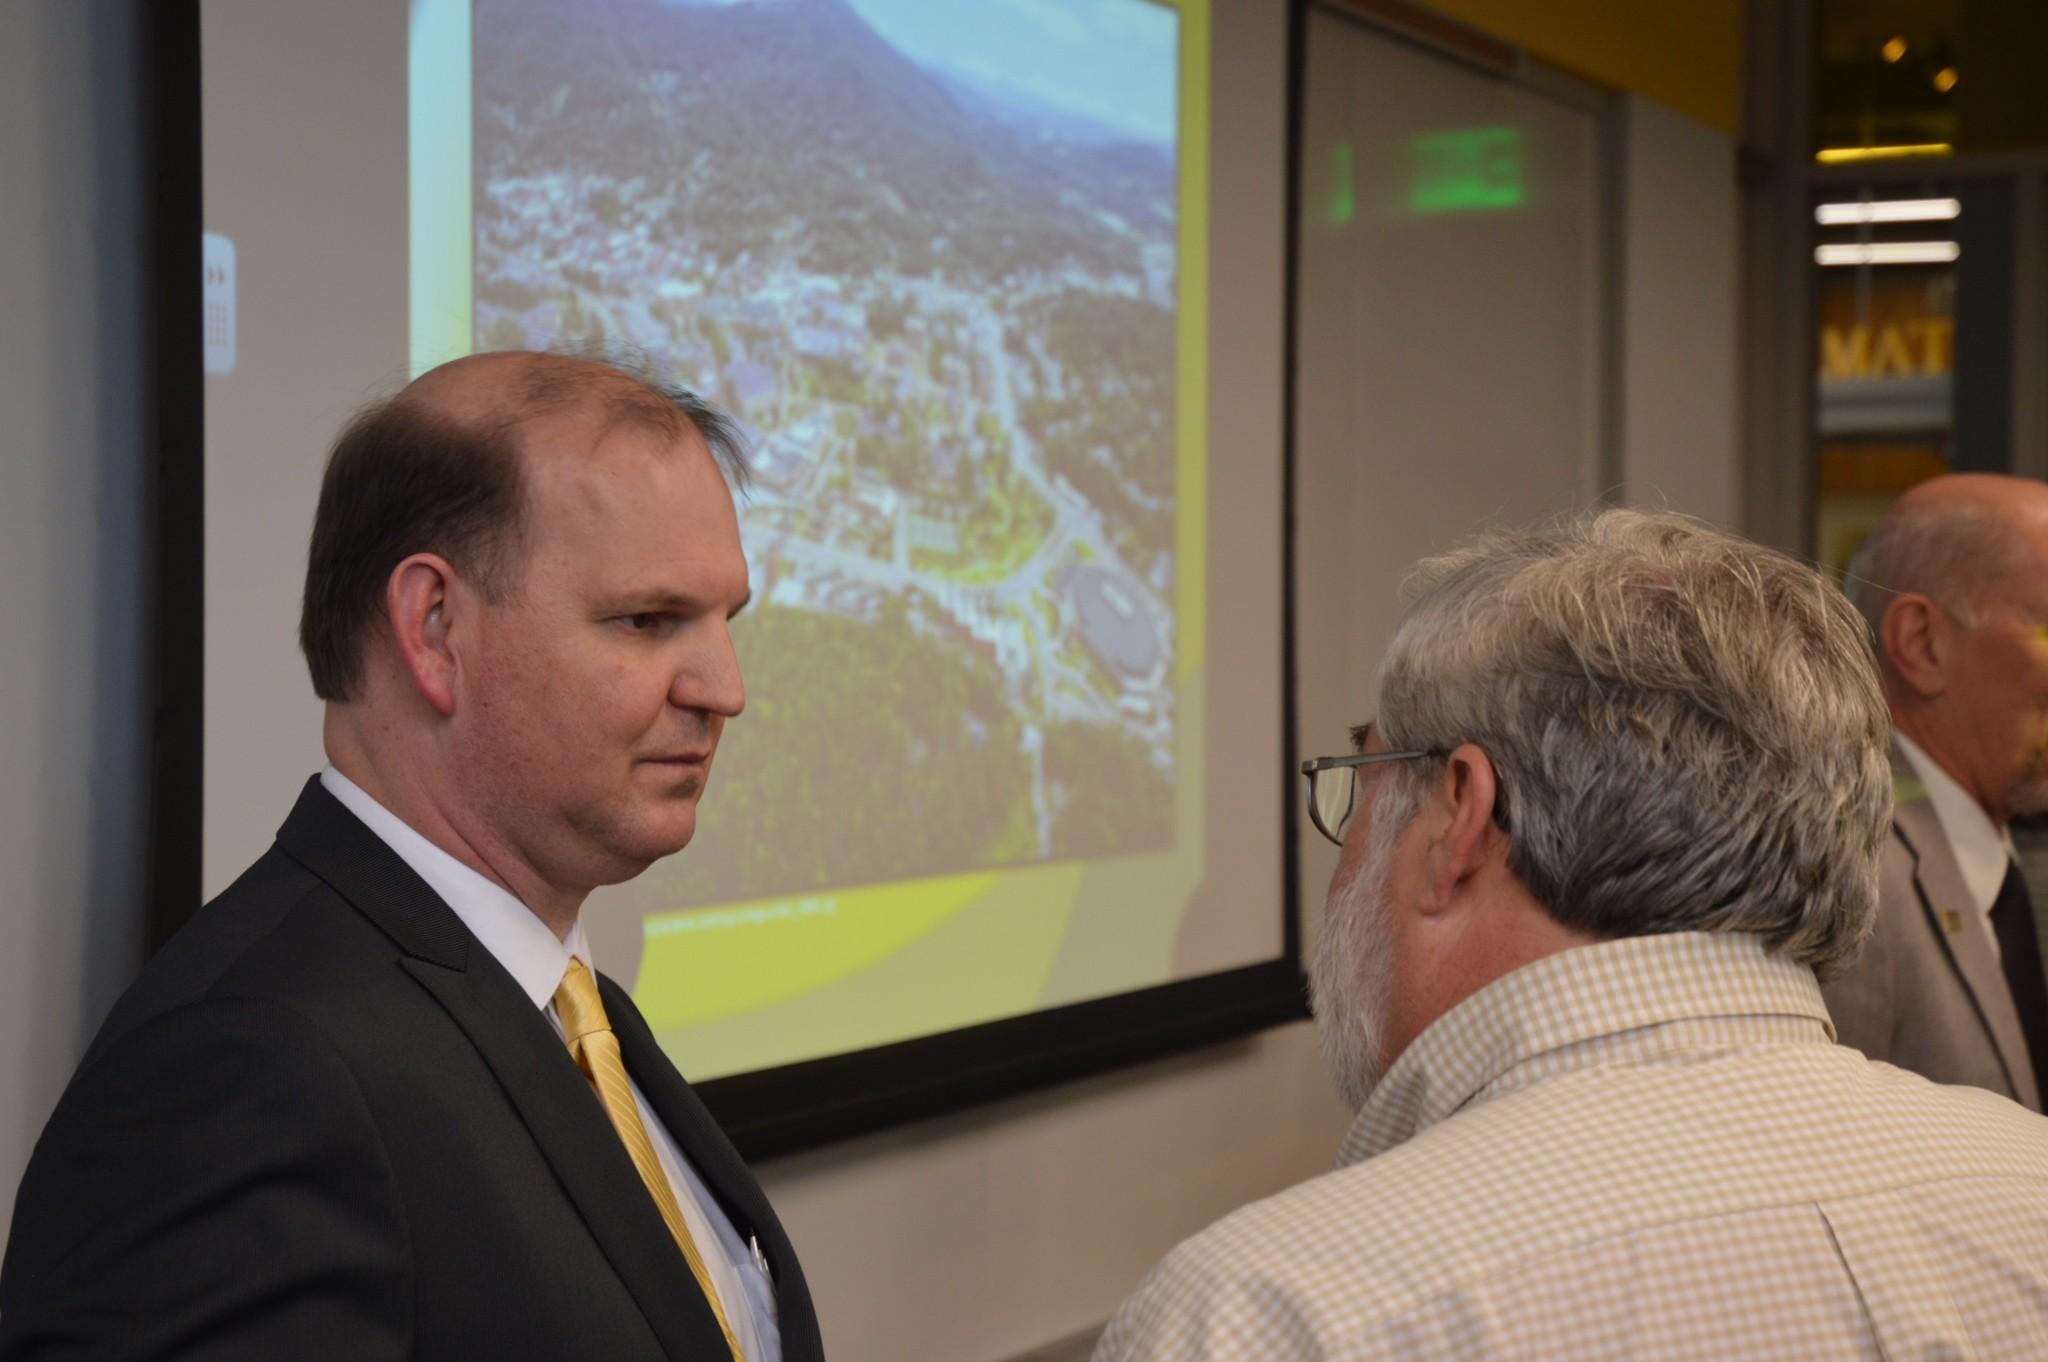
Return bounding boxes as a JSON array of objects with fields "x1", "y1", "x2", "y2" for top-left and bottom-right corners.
[{"x1": 1310, "y1": 797, "x2": 1406, "y2": 1112}]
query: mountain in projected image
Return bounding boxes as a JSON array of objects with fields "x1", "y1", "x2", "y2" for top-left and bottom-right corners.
[
  {"x1": 477, "y1": 0, "x2": 1172, "y2": 277},
  {"x1": 473, "y1": 0, "x2": 1183, "y2": 907}
]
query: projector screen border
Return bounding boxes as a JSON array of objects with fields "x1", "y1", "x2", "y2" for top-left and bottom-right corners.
[
  {"x1": 702, "y1": 957, "x2": 1308, "y2": 1160},
  {"x1": 145, "y1": 0, "x2": 207, "y2": 958}
]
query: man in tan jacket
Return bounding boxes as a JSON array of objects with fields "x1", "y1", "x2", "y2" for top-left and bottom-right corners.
[{"x1": 1823, "y1": 473, "x2": 2048, "y2": 1111}]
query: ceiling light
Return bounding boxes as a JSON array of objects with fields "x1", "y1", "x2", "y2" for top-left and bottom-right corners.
[
  {"x1": 1816, "y1": 143, "x2": 1953, "y2": 164},
  {"x1": 1815, "y1": 241, "x2": 1960, "y2": 266},
  {"x1": 1934, "y1": 67, "x2": 1959, "y2": 93},
  {"x1": 1882, "y1": 36, "x2": 1908, "y2": 63},
  {"x1": 1815, "y1": 197, "x2": 1961, "y2": 225}
]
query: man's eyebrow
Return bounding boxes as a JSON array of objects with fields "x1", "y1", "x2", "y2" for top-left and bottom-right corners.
[
  {"x1": 1349, "y1": 721, "x2": 1375, "y2": 753},
  {"x1": 599, "y1": 588, "x2": 750, "y2": 618}
]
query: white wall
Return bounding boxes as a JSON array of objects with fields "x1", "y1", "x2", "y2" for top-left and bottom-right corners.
[
  {"x1": 0, "y1": 0, "x2": 152, "y2": 1234},
  {"x1": 1617, "y1": 94, "x2": 1741, "y2": 526},
  {"x1": 762, "y1": 1029, "x2": 1343, "y2": 1361},
  {"x1": 1290, "y1": 5, "x2": 1608, "y2": 929}
]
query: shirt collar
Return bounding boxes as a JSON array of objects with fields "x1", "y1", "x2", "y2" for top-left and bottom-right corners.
[
  {"x1": 1336, "y1": 931, "x2": 1832, "y2": 1168},
  {"x1": 1894, "y1": 732, "x2": 2018, "y2": 918},
  {"x1": 320, "y1": 766, "x2": 591, "y2": 1009}
]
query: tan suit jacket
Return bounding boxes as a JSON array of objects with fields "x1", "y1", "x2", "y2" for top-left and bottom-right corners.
[{"x1": 1824, "y1": 745, "x2": 2042, "y2": 1111}]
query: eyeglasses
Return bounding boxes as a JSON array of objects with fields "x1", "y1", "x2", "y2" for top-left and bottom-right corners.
[{"x1": 1298, "y1": 746, "x2": 1446, "y2": 847}]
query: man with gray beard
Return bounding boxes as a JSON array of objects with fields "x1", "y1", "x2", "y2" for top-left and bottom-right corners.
[
  {"x1": 1094, "y1": 509, "x2": 2048, "y2": 1361},
  {"x1": 1823, "y1": 474, "x2": 2048, "y2": 1111}
]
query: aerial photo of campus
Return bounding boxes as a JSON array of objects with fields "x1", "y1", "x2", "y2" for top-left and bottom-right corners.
[{"x1": 473, "y1": 0, "x2": 1185, "y2": 905}]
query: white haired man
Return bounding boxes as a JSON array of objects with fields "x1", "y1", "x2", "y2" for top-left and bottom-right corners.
[
  {"x1": 1095, "y1": 510, "x2": 2048, "y2": 1360},
  {"x1": 1823, "y1": 473, "x2": 2048, "y2": 1111}
]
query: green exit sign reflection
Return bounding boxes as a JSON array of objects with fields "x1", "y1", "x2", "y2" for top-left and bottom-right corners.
[{"x1": 1410, "y1": 127, "x2": 1524, "y2": 214}]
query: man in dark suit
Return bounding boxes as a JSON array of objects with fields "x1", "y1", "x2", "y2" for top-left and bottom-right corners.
[
  {"x1": 1823, "y1": 473, "x2": 2048, "y2": 1113},
  {"x1": 0, "y1": 352, "x2": 821, "y2": 1360}
]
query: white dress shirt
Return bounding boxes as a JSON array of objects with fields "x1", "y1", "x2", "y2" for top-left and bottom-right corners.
[
  {"x1": 320, "y1": 768, "x2": 779, "y2": 1361},
  {"x1": 1896, "y1": 732, "x2": 2021, "y2": 959}
]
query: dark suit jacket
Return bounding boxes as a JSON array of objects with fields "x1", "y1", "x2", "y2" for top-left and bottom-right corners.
[
  {"x1": 1823, "y1": 746, "x2": 2042, "y2": 1112},
  {"x1": 0, "y1": 778, "x2": 823, "y2": 1360}
]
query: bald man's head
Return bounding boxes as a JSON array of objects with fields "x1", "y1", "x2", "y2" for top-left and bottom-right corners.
[
  {"x1": 397, "y1": 351, "x2": 748, "y2": 459},
  {"x1": 1848, "y1": 473, "x2": 2048, "y2": 639},
  {"x1": 299, "y1": 350, "x2": 749, "y2": 702},
  {"x1": 1848, "y1": 472, "x2": 2048, "y2": 823}
]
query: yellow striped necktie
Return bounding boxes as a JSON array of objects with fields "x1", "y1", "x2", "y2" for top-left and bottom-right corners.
[{"x1": 553, "y1": 958, "x2": 746, "y2": 1362}]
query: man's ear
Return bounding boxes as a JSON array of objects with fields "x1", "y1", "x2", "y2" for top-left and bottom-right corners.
[
  {"x1": 1879, "y1": 593, "x2": 1948, "y2": 699},
  {"x1": 1418, "y1": 743, "x2": 1502, "y2": 915},
  {"x1": 386, "y1": 553, "x2": 461, "y2": 717}
]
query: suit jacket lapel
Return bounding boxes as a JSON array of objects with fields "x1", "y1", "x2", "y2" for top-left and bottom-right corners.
[
  {"x1": 605, "y1": 976, "x2": 825, "y2": 1362},
  {"x1": 274, "y1": 778, "x2": 734, "y2": 1359},
  {"x1": 1894, "y1": 788, "x2": 2042, "y2": 1107}
]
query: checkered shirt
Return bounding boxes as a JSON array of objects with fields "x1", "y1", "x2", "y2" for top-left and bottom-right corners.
[{"x1": 1094, "y1": 931, "x2": 2048, "y2": 1360}]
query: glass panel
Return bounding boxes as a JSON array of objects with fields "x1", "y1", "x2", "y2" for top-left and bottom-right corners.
[
  {"x1": 1810, "y1": 177, "x2": 2016, "y2": 571},
  {"x1": 1812, "y1": 179, "x2": 1958, "y2": 572}
]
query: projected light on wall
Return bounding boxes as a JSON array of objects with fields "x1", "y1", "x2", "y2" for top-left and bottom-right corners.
[
  {"x1": 1409, "y1": 126, "x2": 1524, "y2": 214},
  {"x1": 1329, "y1": 142, "x2": 1356, "y2": 225}
]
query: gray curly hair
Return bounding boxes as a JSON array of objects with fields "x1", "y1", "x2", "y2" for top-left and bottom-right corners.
[{"x1": 1369, "y1": 509, "x2": 1892, "y2": 982}]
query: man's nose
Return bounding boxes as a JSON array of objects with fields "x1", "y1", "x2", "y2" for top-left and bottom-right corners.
[{"x1": 674, "y1": 622, "x2": 745, "y2": 718}]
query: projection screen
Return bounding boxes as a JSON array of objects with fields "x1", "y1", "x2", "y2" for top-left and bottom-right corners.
[{"x1": 180, "y1": 0, "x2": 1296, "y2": 1153}]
